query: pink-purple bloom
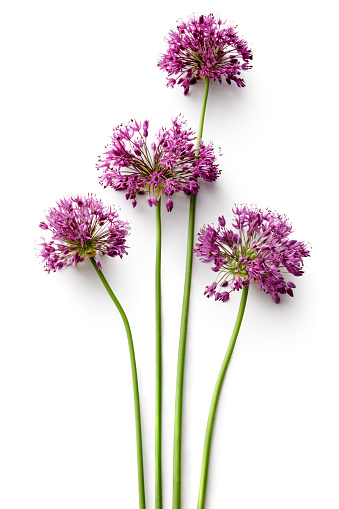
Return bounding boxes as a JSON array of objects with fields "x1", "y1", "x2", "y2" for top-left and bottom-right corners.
[
  {"x1": 158, "y1": 14, "x2": 252, "y2": 95},
  {"x1": 38, "y1": 194, "x2": 129, "y2": 273},
  {"x1": 98, "y1": 116, "x2": 219, "y2": 211},
  {"x1": 195, "y1": 205, "x2": 310, "y2": 303}
]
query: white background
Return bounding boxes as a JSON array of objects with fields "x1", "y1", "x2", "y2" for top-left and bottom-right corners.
[{"x1": 1, "y1": 0, "x2": 338, "y2": 508}]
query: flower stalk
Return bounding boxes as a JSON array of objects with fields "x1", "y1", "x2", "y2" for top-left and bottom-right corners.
[
  {"x1": 197, "y1": 285, "x2": 249, "y2": 509},
  {"x1": 89, "y1": 257, "x2": 146, "y2": 509},
  {"x1": 172, "y1": 77, "x2": 210, "y2": 509},
  {"x1": 155, "y1": 197, "x2": 162, "y2": 509}
]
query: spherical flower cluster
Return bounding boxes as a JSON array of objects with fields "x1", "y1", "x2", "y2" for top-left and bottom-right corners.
[
  {"x1": 158, "y1": 14, "x2": 252, "y2": 95},
  {"x1": 98, "y1": 116, "x2": 219, "y2": 211},
  {"x1": 38, "y1": 194, "x2": 129, "y2": 273},
  {"x1": 194, "y1": 205, "x2": 310, "y2": 303}
]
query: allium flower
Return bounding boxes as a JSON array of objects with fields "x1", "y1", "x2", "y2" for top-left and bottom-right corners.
[
  {"x1": 158, "y1": 14, "x2": 252, "y2": 95},
  {"x1": 195, "y1": 205, "x2": 310, "y2": 303},
  {"x1": 38, "y1": 194, "x2": 129, "y2": 273},
  {"x1": 98, "y1": 116, "x2": 219, "y2": 211}
]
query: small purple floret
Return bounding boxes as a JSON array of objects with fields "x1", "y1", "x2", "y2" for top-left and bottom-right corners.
[
  {"x1": 38, "y1": 194, "x2": 129, "y2": 273},
  {"x1": 166, "y1": 198, "x2": 174, "y2": 212},
  {"x1": 195, "y1": 205, "x2": 310, "y2": 303},
  {"x1": 158, "y1": 14, "x2": 252, "y2": 94}
]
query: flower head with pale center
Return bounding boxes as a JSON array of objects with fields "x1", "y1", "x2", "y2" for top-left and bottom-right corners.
[
  {"x1": 98, "y1": 116, "x2": 219, "y2": 211},
  {"x1": 38, "y1": 194, "x2": 129, "y2": 273},
  {"x1": 158, "y1": 14, "x2": 252, "y2": 95},
  {"x1": 195, "y1": 205, "x2": 310, "y2": 303}
]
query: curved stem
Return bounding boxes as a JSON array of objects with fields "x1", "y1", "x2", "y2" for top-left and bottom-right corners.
[
  {"x1": 196, "y1": 77, "x2": 210, "y2": 150},
  {"x1": 155, "y1": 198, "x2": 162, "y2": 509},
  {"x1": 197, "y1": 285, "x2": 249, "y2": 509},
  {"x1": 89, "y1": 257, "x2": 146, "y2": 509},
  {"x1": 172, "y1": 77, "x2": 210, "y2": 509}
]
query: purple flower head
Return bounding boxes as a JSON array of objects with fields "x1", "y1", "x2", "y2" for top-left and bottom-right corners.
[
  {"x1": 38, "y1": 194, "x2": 129, "y2": 273},
  {"x1": 194, "y1": 205, "x2": 310, "y2": 303},
  {"x1": 98, "y1": 115, "x2": 220, "y2": 210},
  {"x1": 158, "y1": 14, "x2": 252, "y2": 94}
]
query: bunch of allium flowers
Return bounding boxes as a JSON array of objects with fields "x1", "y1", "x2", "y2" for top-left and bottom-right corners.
[
  {"x1": 195, "y1": 205, "x2": 310, "y2": 303},
  {"x1": 158, "y1": 14, "x2": 252, "y2": 95},
  {"x1": 38, "y1": 194, "x2": 129, "y2": 273},
  {"x1": 97, "y1": 116, "x2": 219, "y2": 211}
]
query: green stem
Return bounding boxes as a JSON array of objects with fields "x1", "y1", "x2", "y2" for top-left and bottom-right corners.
[
  {"x1": 196, "y1": 77, "x2": 210, "y2": 150},
  {"x1": 155, "y1": 198, "x2": 162, "y2": 509},
  {"x1": 197, "y1": 285, "x2": 249, "y2": 509},
  {"x1": 172, "y1": 77, "x2": 210, "y2": 509},
  {"x1": 89, "y1": 257, "x2": 146, "y2": 509}
]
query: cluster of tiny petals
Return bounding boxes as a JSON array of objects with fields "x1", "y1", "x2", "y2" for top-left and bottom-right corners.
[
  {"x1": 158, "y1": 14, "x2": 252, "y2": 94},
  {"x1": 38, "y1": 194, "x2": 129, "y2": 273},
  {"x1": 97, "y1": 115, "x2": 219, "y2": 210},
  {"x1": 194, "y1": 205, "x2": 310, "y2": 303}
]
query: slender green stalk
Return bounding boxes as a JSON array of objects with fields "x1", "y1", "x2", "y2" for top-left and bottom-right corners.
[
  {"x1": 89, "y1": 257, "x2": 146, "y2": 509},
  {"x1": 197, "y1": 285, "x2": 249, "y2": 509},
  {"x1": 172, "y1": 77, "x2": 210, "y2": 509},
  {"x1": 155, "y1": 197, "x2": 162, "y2": 509},
  {"x1": 196, "y1": 77, "x2": 210, "y2": 150}
]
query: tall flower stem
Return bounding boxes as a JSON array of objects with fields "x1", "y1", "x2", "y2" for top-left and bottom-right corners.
[
  {"x1": 172, "y1": 76, "x2": 210, "y2": 509},
  {"x1": 155, "y1": 197, "x2": 162, "y2": 509},
  {"x1": 89, "y1": 257, "x2": 146, "y2": 509},
  {"x1": 197, "y1": 285, "x2": 249, "y2": 509}
]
